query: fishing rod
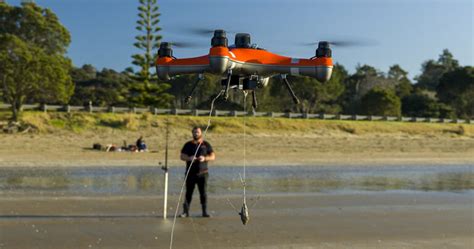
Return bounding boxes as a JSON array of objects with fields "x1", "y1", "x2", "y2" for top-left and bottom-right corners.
[{"x1": 162, "y1": 118, "x2": 170, "y2": 219}]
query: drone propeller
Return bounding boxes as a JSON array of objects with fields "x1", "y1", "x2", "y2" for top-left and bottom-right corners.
[
  {"x1": 163, "y1": 41, "x2": 208, "y2": 49},
  {"x1": 171, "y1": 27, "x2": 237, "y2": 37},
  {"x1": 299, "y1": 39, "x2": 378, "y2": 48}
]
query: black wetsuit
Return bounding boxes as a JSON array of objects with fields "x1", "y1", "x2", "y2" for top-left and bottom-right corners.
[{"x1": 181, "y1": 140, "x2": 214, "y2": 207}]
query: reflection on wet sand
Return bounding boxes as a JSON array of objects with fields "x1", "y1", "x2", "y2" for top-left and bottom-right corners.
[{"x1": 1, "y1": 165, "x2": 472, "y2": 196}]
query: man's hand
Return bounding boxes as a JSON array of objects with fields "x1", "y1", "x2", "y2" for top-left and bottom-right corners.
[{"x1": 197, "y1": 156, "x2": 206, "y2": 162}]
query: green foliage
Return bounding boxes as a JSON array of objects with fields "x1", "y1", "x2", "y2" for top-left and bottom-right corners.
[
  {"x1": 341, "y1": 64, "x2": 393, "y2": 114},
  {"x1": 132, "y1": 0, "x2": 161, "y2": 81},
  {"x1": 0, "y1": 34, "x2": 73, "y2": 121},
  {"x1": 0, "y1": 2, "x2": 71, "y2": 54},
  {"x1": 416, "y1": 49, "x2": 459, "y2": 90},
  {"x1": 129, "y1": 0, "x2": 172, "y2": 107},
  {"x1": 359, "y1": 87, "x2": 401, "y2": 116},
  {"x1": 437, "y1": 66, "x2": 474, "y2": 119},
  {"x1": 167, "y1": 74, "x2": 222, "y2": 109},
  {"x1": 388, "y1": 64, "x2": 413, "y2": 99},
  {"x1": 70, "y1": 65, "x2": 131, "y2": 107},
  {"x1": 0, "y1": 3, "x2": 73, "y2": 121},
  {"x1": 402, "y1": 91, "x2": 455, "y2": 118}
]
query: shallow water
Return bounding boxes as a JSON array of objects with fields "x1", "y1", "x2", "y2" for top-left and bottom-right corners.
[{"x1": 0, "y1": 165, "x2": 472, "y2": 196}]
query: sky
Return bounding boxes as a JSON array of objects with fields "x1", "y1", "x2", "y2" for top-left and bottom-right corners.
[{"x1": 6, "y1": 0, "x2": 474, "y2": 80}]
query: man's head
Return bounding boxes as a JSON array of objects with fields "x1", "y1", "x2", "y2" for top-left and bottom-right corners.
[{"x1": 192, "y1": 127, "x2": 202, "y2": 141}]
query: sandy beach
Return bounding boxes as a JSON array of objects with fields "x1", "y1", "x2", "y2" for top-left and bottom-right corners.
[
  {"x1": 1, "y1": 192, "x2": 472, "y2": 249},
  {"x1": 1, "y1": 117, "x2": 473, "y2": 249},
  {"x1": 0, "y1": 128, "x2": 473, "y2": 167}
]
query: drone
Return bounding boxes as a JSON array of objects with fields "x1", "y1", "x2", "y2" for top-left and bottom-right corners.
[{"x1": 155, "y1": 30, "x2": 334, "y2": 109}]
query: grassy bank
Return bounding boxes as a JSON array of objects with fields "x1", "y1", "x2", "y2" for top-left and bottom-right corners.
[
  {"x1": 0, "y1": 111, "x2": 473, "y2": 167},
  {"x1": 3, "y1": 111, "x2": 472, "y2": 137}
]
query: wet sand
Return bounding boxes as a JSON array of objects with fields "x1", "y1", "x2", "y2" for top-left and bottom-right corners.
[{"x1": 1, "y1": 192, "x2": 472, "y2": 249}]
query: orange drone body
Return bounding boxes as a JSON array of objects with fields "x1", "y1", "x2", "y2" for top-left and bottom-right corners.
[
  {"x1": 155, "y1": 31, "x2": 335, "y2": 106},
  {"x1": 156, "y1": 46, "x2": 333, "y2": 83}
]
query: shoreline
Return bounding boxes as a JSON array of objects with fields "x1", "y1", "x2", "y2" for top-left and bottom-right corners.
[{"x1": 0, "y1": 152, "x2": 473, "y2": 167}]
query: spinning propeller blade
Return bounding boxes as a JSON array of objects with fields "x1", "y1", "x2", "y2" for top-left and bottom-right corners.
[
  {"x1": 172, "y1": 27, "x2": 237, "y2": 37},
  {"x1": 168, "y1": 41, "x2": 207, "y2": 48},
  {"x1": 299, "y1": 39, "x2": 378, "y2": 47}
]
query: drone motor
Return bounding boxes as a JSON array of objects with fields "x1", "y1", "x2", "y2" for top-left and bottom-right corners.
[
  {"x1": 158, "y1": 42, "x2": 173, "y2": 58},
  {"x1": 235, "y1": 33, "x2": 251, "y2": 48}
]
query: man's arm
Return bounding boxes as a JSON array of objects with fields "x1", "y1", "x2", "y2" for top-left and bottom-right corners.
[
  {"x1": 204, "y1": 152, "x2": 215, "y2": 162},
  {"x1": 181, "y1": 153, "x2": 193, "y2": 162}
]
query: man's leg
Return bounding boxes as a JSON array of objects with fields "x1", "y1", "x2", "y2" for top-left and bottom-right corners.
[
  {"x1": 181, "y1": 176, "x2": 196, "y2": 217},
  {"x1": 197, "y1": 174, "x2": 210, "y2": 217}
]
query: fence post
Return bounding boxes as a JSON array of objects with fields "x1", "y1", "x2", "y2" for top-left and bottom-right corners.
[
  {"x1": 42, "y1": 104, "x2": 48, "y2": 113},
  {"x1": 87, "y1": 101, "x2": 93, "y2": 113},
  {"x1": 153, "y1": 108, "x2": 158, "y2": 115},
  {"x1": 65, "y1": 105, "x2": 70, "y2": 113}
]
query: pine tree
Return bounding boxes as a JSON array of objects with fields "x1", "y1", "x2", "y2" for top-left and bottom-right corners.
[{"x1": 130, "y1": 0, "x2": 173, "y2": 107}]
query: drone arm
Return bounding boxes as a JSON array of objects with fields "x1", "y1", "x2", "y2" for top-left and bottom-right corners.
[
  {"x1": 252, "y1": 90, "x2": 258, "y2": 110},
  {"x1": 156, "y1": 55, "x2": 211, "y2": 81}
]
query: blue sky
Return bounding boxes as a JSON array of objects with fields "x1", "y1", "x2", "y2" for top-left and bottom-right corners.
[{"x1": 7, "y1": 0, "x2": 474, "y2": 80}]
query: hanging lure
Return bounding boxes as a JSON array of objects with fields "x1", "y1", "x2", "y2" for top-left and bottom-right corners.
[{"x1": 239, "y1": 201, "x2": 250, "y2": 225}]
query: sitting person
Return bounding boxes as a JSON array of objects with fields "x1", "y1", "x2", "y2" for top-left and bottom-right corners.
[{"x1": 136, "y1": 136, "x2": 148, "y2": 152}]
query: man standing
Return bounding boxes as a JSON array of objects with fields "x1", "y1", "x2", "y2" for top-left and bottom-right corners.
[{"x1": 180, "y1": 127, "x2": 216, "y2": 217}]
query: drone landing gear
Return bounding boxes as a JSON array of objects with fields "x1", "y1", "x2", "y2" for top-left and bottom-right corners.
[
  {"x1": 251, "y1": 91, "x2": 258, "y2": 110},
  {"x1": 185, "y1": 74, "x2": 204, "y2": 104},
  {"x1": 221, "y1": 75, "x2": 259, "y2": 110},
  {"x1": 224, "y1": 70, "x2": 233, "y2": 100},
  {"x1": 243, "y1": 78, "x2": 259, "y2": 110},
  {"x1": 280, "y1": 74, "x2": 300, "y2": 105}
]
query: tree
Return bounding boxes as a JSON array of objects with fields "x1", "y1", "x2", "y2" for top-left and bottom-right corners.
[
  {"x1": 0, "y1": 3, "x2": 73, "y2": 121},
  {"x1": 129, "y1": 0, "x2": 172, "y2": 107},
  {"x1": 0, "y1": 2, "x2": 71, "y2": 55},
  {"x1": 167, "y1": 74, "x2": 222, "y2": 109},
  {"x1": 341, "y1": 64, "x2": 389, "y2": 114},
  {"x1": 298, "y1": 63, "x2": 347, "y2": 114},
  {"x1": 416, "y1": 49, "x2": 459, "y2": 90},
  {"x1": 388, "y1": 64, "x2": 413, "y2": 99},
  {"x1": 131, "y1": 0, "x2": 161, "y2": 83},
  {"x1": 437, "y1": 66, "x2": 474, "y2": 118},
  {"x1": 401, "y1": 91, "x2": 454, "y2": 118},
  {"x1": 359, "y1": 87, "x2": 401, "y2": 116},
  {"x1": 70, "y1": 65, "x2": 131, "y2": 107}
]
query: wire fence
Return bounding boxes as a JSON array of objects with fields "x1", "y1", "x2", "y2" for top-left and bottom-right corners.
[{"x1": 0, "y1": 103, "x2": 471, "y2": 124}]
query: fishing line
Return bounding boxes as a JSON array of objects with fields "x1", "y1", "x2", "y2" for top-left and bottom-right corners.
[
  {"x1": 169, "y1": 90, "x2": 224, "y2": 249},
  {"x1": 242, "y1": 92, "x2": 248, "y2": 205}
]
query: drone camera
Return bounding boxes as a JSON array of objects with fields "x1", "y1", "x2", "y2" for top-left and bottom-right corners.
[
  {"x1": 243, "y1": 78, "x2": 258, "y2": 90},
  {"x1": 221, "y1": 75, "x2": 240, "y2": 88}
]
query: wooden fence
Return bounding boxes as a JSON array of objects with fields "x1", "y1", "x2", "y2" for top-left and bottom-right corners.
[{"x1": 0, "y1": 103, "x2": 471, "y2": 124}]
